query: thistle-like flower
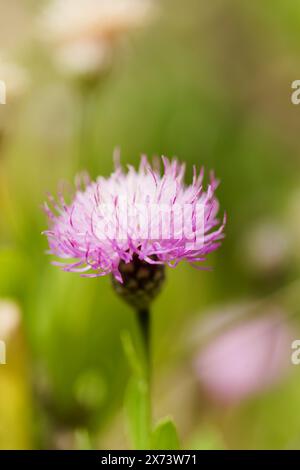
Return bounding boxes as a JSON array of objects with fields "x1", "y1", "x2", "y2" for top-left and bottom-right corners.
[
  {"x1": 43, "y1": 156, "x2": 225, "y2": 447},
  {"x1": 39, "y1": 0, "x2": 154, "y2": 78},
  {"x1": 43, "y1": 156, "x2": 225, "y2": 308}
]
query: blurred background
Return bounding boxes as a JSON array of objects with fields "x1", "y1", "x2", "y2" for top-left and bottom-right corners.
[{"x1": 1, "y1": 0, "x2": 300, "y2": 450}]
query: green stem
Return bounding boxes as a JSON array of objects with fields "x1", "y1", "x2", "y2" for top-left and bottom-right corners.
[
  {"x1": 137, "y1": 308, "x2": 151, "y2": 381},
  {"x1": 136, "y1": 307, "x2": 152, "y2": 449}
]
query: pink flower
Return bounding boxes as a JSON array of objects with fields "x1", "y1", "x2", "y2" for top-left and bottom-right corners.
[
  {"x1": 194, "y1": 308, "x2": 292, "y2": 406},
  {"x1": 43, "y1": 156, "x2": 225, "y2": 282}
]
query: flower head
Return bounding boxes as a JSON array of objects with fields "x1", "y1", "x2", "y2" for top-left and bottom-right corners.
[{"x1": 43, "y1": 156, "x2": 225, "y2": 283}]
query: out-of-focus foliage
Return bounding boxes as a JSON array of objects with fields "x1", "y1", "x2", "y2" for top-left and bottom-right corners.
[{"x1": 1, "y1": 0, "x2": 300, "y2": 449}]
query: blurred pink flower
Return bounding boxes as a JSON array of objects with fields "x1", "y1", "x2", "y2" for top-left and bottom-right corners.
[{"x1": 194, "y1": 308, "x2": 293, "y2": 406}]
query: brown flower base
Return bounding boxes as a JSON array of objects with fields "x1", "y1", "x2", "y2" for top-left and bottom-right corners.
[{"x1": 111, "y1": 254, "x2": 165, "y2": 310}]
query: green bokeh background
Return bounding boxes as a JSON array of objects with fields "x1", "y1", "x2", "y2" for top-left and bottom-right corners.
[{"x1": 1, "y1": 0, "x2": 300, "y2": 449}]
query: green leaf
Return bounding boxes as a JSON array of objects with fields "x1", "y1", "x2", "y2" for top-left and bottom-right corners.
[
  {"x1": 151, "y1": 417, "x2": 180, "y2": 450},
  {"x1": 75, "y1": 429, "x2": 93, "y2": 450},
  {"x1": 125, "y1": 376, "x2": 151, "y2": 450},
  {"x1": 187, "y1": 426, "x2": 225, "y2": 450},
  {"x1": 122, "y1": 330, "x2": 151, "y2": 449}
]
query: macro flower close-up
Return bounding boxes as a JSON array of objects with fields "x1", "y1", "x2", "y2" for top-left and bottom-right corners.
[
  {"x1": 2, "y1": 0, "x2": 300, "y2": 459},
  {"x1": 43, "y1": 157, "x2": 225, "y2": 283}
]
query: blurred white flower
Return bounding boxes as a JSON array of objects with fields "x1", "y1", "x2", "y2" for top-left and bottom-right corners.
[
  {"x1": 39, "y1": 0, "x2": 154, "y2": 77},
  {"x1": 193, "y1": 304, "x2": 293, "y2": 406},
  {"x1": 0, "y1": 58, "x2": 28, "y2": 103},
  {"x1": 55, "y1": 39, "x2": 112, "y2": 78},
  {"x1": 41, "y1": 0, "x2": 153, "y2": 43},
  {"x1": 242, "y1": 221, "x2": 291, "y2": 277},
  {"x1": 0, "y1": 300, "x2": 21, "y2": 341}
]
